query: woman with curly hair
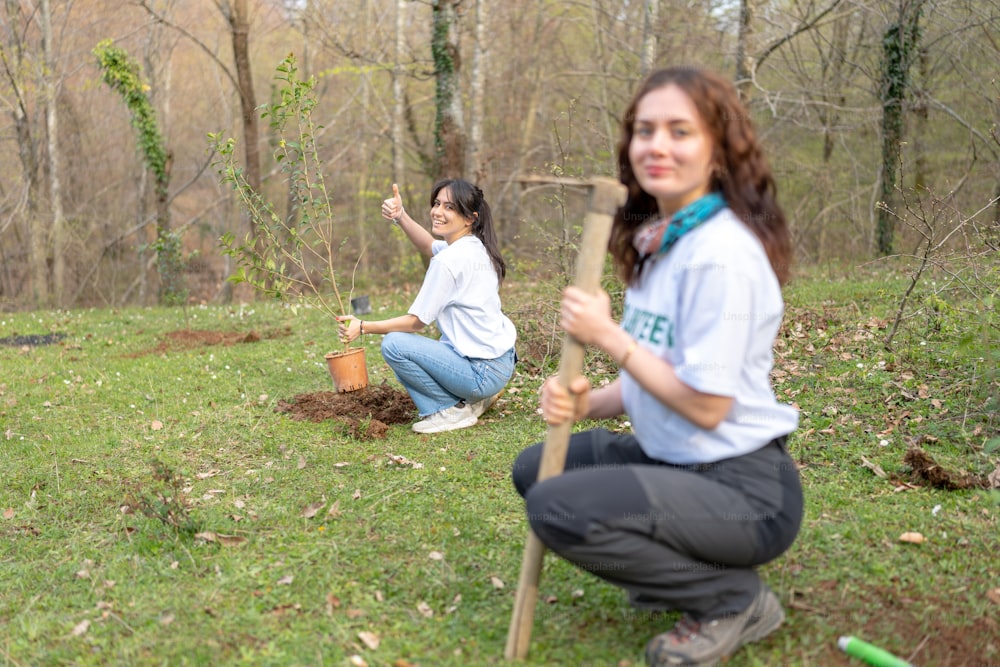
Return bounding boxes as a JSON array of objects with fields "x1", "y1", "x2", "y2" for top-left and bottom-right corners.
[{"x1": 512, "y1": 66, "x2": 802, "y2": 666}]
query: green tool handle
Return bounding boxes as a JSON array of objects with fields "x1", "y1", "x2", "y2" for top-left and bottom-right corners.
[{"x1": 838, "y1": 636, "x2": 914, "y2": 667}]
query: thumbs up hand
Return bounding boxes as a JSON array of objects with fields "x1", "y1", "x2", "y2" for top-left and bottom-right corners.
[{"x1": 381, "y1": 184, "x2": 404, "y2": 224}]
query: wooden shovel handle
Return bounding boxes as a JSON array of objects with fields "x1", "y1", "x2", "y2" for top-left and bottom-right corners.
[{"x1": 504, "y1": 177, "x2": 626, "y2": 660}]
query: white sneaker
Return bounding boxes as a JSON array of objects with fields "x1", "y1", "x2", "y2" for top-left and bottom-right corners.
[
  {"x1": 468, "y1": 390, "x2": 504, "y2": 418},
  {"x1": 412, "y1": 403, "x2": 478, "y2": 434}
]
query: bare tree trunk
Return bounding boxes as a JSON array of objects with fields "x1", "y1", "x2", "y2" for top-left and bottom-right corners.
[
  {"x1": 508, "y1": 10, "x2": 548, "y2": 243},
  {"x1": 392, "y1": 0, "x2": 406, "y2": 184},
  {"x1": 431, "y1": 0, "x2": 465, "y2": 178},
  {"x1": 589, "y1": 0, "x2": 615, "y2": 155},
  {"x1": 640, "y1": 0, "x2": 659, "y2": 76},
  {"x1": 356, "y1": 0, "x2": 371, "y2": 277},
  {"x1": 736, "y1": 0, "x2": 756, "y2": 101},
  {"x1": 467, "y1": 0, "x2": 486, "y2": 183},
  {"x1": 41, "y1": 0, "x2": 63, "y2": 306},
  {"x1": 226, "y1": 0, "x2": 260, "y2": 236},
  {"x1": 223, "y1": 0, "x2": 260, "y2": 302},
  {"x1": 3, "y1": 0, "x2": 43, "y2": 305}
]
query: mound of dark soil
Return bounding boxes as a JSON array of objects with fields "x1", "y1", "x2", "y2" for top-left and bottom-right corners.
[
  {"x1": 276, "y1": 382, "x2": 415, "y2": 439},
  {"x1": 903, "y1": 447, "x2": 988, "y2": 490}
]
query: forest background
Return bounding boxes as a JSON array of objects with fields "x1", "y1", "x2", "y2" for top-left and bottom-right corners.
[{"x1": 0, "y1": 0, "x2": 997, "y2": 311}]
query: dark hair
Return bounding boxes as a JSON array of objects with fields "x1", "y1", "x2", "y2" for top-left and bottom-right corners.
[
  {"x1": 429, "y1": 178, "x2": 507, "y2": 284},
  {"x1": 610, "y1": 66, "x2": 792, "y2": 285}
]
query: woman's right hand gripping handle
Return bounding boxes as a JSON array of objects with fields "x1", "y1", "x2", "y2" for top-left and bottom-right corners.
[{"x1": 540, "y1": 375, "x2": 592, "y2": 426}]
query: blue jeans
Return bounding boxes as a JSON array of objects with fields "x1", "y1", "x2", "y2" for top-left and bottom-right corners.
[{"x1": 381, "y1": 332, "x2": 516, "y2": 417}]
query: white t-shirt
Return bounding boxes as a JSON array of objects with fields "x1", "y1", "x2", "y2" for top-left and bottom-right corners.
[
  {"x1": 408, "y1": 236, "x2": 517, "y2": 359},
  {"x1": 620, "y1": 208, "x2": 798, "y2": 464}
]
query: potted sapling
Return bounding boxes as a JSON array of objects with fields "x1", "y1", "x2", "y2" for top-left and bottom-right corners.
[{"x1": 210, "y1": 54, "x2": 368, "y2": 392}]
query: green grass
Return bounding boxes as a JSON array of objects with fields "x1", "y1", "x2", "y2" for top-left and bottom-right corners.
[{"x1": 0, "y1": 263, "x2": 996, "y2": 666}]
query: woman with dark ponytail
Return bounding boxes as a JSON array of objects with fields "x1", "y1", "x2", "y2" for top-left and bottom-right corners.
[{"x1": 338, "y1": 179, "x2": 516, "y2": 434}]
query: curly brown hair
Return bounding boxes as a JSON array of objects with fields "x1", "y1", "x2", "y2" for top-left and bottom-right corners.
[{"x1": 610, "y1": 66, "x2": 792, "y2": 285}]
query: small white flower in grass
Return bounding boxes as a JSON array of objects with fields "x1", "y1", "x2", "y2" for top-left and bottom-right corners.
[
  {"x1": 920, "y1": 341, "x2": 927, "y2": 346},
  {"x1": 879, "y1": 439, "x2": 889, "y2": 447},
  {"x1": 932, "y1": 504, "x2": 942, "y2": 516},
  {"x1": 856, "y1": 363, "x2": 864, "y2": 369}
]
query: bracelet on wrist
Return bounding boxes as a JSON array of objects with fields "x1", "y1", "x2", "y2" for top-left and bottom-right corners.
[
  {"x1": 620, "y1": 339, "x2": 637, "y2": 367},
  {"x1": 359, "y1": 321, "x2": 365, "y2": 335}
]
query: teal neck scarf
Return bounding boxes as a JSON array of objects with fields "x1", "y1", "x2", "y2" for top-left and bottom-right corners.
[{"x1": 633, "y1": 192, "x2": 727, "y2": 258}]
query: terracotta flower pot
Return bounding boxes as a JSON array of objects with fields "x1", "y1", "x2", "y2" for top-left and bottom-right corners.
[{"x1": 324, "y1": 347, "x2": 369, "y2": 392}]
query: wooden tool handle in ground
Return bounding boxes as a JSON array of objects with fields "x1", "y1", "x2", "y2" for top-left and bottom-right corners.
[{"x1": 504, "y1": 177, "x2": 626, "y2": 660}]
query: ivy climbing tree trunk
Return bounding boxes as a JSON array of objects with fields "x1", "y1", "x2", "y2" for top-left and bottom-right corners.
[
  {"x1": 431, "y1": 0, "x2": 464, "y2": 179},
  {"x1": 94, "y1": 40, "x2": 183, "y2": 305},
  {"x1": 877, "y1": 0, "x2": 923, "y2": 256}
]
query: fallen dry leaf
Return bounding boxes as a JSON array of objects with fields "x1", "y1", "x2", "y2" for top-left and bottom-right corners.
[
  {"x1": 71, "y1": 619, "x2": 90, "y2": 636},
  {"x1": 358, "y1": 630, "x2": 380, "y2": 650},
  {"x1": 327, "y1": 500, "x2": 342, "y2": 518},
  {"x1": 352, "y1": 488, "x2": 361, "y2": 500},
  {"x1": 151, "y1": 419, "x2": 163, "y2": 431},
  {"x1": 428, "y1": 551, "x2": 444, "y2": 561},
  {"x1": 348, "y1": 655, "x2": 368, "y2": 667},
  {"x1": 194, "y1": 531, "x2": 247, "y2": 547},
  {"x1": 195, "y1": 470, "x2": 221, "y2": 479},
  {"x1": 277, "y1": 575, "x2": 294, "y2": 586},
  {"x1": 297, "y1": 455, "x2": 307, "y2": 469},
  {"x1": 3, "y1": 507, "x2": 13, "y2": 519},
  {"x1": 490, "y1": 576, "x2": 504, "y2": 589},
  {"x1": 988, "y1": 464, "x2": 1000, "y2": 490},
  {"x1": 860, "y1": 456, "x2": 887, "y2": 478},
  {"x1": 987, "y1": 588, "x2": 1000, "y2": 605},
  {"x1": 416, "y1": 601, "x2": 433, "y2": 618},
  {"x1": 899, "y1": 531, "x2": 925, "y2": 544},
  {"x1": 300, "y1": 501, "x2": 324, "y2": 519}
]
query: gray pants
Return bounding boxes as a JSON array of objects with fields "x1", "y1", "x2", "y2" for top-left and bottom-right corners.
[{"x1": 511, "y1": 429, "x2": 803, "y2": 620}]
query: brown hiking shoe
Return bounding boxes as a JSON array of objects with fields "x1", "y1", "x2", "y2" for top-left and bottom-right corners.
[{"x1": 644, "y1": 585, "x2": 784, "y2": 666}]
